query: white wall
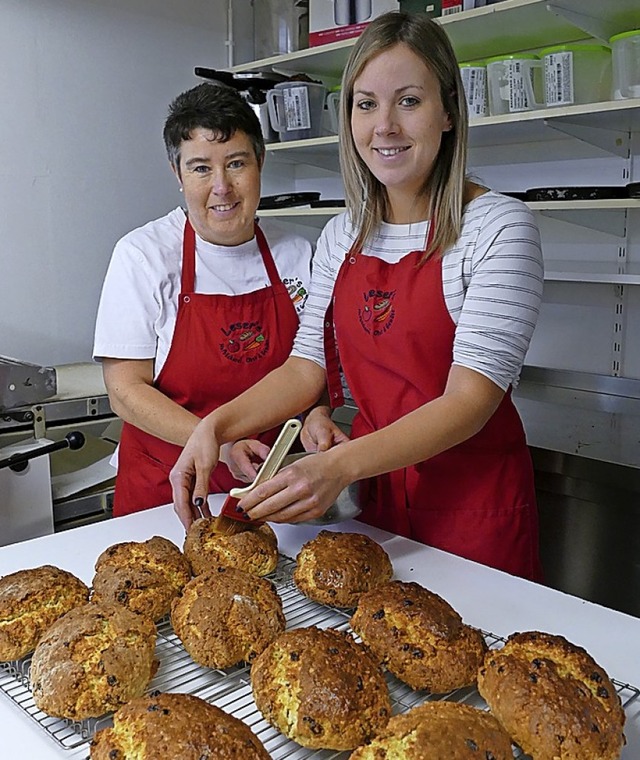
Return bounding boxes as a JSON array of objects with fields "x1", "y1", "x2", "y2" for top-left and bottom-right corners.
[{"x1": 0, "y1": 0, "x2": 238, "y2": 366}]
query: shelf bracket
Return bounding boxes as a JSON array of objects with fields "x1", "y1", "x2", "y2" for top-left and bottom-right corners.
[
  {"x1": 543, "y1": 118, "x2": 630, "y2": 158},
  {"x1": 538, "y1": 210, "x2": 626, "y2": 237},
  {"x1": 545, "y1": 2, "x2": 611, "y2": 44}
]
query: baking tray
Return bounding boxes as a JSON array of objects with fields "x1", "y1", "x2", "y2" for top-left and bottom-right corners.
[
  {"x1": 258, "y1": 193, "x2": 321, "y2": 210},
  {"x1": 1, "y1": 555, "x2": 638, "y2": 758},
  {"x1": 525, "y1": 186, "x2": 629, "y2": 201}
]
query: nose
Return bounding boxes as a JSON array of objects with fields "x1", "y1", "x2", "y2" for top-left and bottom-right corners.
[
  {"x1": 373, "y1": 105, "x2": 398, "y2": 136},
  {"x1": 209, "y1": 168, "x2": 233, "y2": 197}
]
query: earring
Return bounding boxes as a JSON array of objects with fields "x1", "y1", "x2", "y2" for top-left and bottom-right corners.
[{"x1": 179, "y1": 187, "x2": 183, "y2": 193}]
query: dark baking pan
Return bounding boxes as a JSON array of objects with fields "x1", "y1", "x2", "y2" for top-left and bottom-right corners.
[
  {"x1": 258, "y1": 192, "x2": 321, "y2": 210},
  {"x1": 310, "y1": 199, "x2": 346, "y2": 208},
  {"x1": 627, "y1": 182, "x2": 640, "y2": 199},
  {"x1": 525, "y1": 186, "x2": 628, "y2": 201}
]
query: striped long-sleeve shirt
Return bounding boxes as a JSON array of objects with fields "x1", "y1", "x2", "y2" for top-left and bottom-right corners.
[{"x1": 291, "y1": 191, "x2": 543, "y2": 391}]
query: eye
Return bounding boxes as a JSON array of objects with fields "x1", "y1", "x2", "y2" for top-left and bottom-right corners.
[
  {"x1": 228, "y1": 159, "x2": 246, "y2": 169},
  {"x1": 400, "y1": 95, "x2": 420, "y2": 107},
  {"x1": 191, "y1": 164, "x2": 210, "y2": 174},
  {"x1": 354, "y1": 98, "x2": 376, "y2": 111}
]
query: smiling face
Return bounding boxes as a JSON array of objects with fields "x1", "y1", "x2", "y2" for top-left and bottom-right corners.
[
  {"x1": 350, "y1": 43, "x2": 452, "y2": 223},
  {"x1": 174, "y1": 127, "x2": 262, "y2": 246}
]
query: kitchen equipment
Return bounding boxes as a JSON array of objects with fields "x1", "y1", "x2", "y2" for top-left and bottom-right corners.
[
  {"x1": 258, "y1": 191, "x2": 320, "y2": 209},
  {"x1": 214, "y1": 418, "x2": 302, "y2": 534},
  {"x1": 279, "y1": 451, "x2": 362, "y2": 524},
  {"x1": 486, "y1": 54, "x2": 544, "y2": 115},
  {"x1": 334, "y1": 0, "x2": 372, "y2": 25},
  {"x1": 253, "y1": 0, "x2": 309, "y2": 60},
  {"x1": 0, "y1": 359, "x2": 117, "y2": 542},
  {"x1": 540, "y1": 44, "x2": 611, "y2": 108},
  {"x1": 610, "y1": 29, "x2": 640, "y2": 100},
  {"x1": 267, "y1": 81, "x2": 328, "y2": 141},
  {"x1": 325, "y1": 88, "x2": 341, "y2": 133},
  {"x1": 459, "y1": 60, "x2": 488, "y2": 118},
  {"x1": 525, "y1": 186, "x2": 628, "y2": 201},
  {"x1": 193, "y1": 68, "x2": 286, "y2": 143}
]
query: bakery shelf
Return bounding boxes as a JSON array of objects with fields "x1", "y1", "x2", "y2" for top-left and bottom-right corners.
[
  {"x1": 231, "y1": 0, "x2": 640, "y2": 78},
  {"x1": 543, "y1": 260, "x2": 640, "y2": 285},
  {"x1": 258, "y1": 207, "x2": 345, "y2": 228},
  {"x1": 0, "y1": 554, "x2": 638, "y2": 758}
]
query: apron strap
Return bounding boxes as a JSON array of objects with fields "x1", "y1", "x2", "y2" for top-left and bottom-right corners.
[
  {"x1": 255, "y1": 222, "x2": 282, "y2": 287},
  {"x1": 181, "y1": 217, "x2": 196, "y2": 293}
]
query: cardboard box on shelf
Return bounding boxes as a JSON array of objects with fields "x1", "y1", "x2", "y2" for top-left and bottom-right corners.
[
  {"x1": 399, "y1": 0, "x2": 480, "y2": 15},
  {"x1": 309, "y1": 0, "x2": 399, "y2": 47}
]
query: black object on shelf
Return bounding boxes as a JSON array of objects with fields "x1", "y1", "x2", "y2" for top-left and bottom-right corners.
[
  {"x1": 525, "y1": 186, "x2": 629, "y2": 202},
  {"x1": 500, "y1": 191, "x2": 527, "y2": 201},
  {"x1": 194, "y1": 68, "x2": 285, "y2": 92},
  {"x1": 0, "y1": 431, "x2": 85, "y2": 473},
  {"x1": 309, "y1": 199, "x2": 346, "y2": 208},
  {"x1": 627, "y1": 182, "x2": 640, "y2": 199},
  {"x1": 258, "y1": 192, "x2": 321, "y2": 210}
]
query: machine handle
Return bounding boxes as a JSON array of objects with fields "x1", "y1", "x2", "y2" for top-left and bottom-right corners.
[{"x1": 0, "y1": 431, "x2": 85, "y2": 472}]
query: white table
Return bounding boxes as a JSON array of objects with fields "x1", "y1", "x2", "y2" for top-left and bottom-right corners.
[{"x1": 1, "y1": 497, "x2": 639, "y2": 758}]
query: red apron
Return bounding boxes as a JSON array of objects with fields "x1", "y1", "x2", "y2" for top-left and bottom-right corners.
[
  {"x1": 113, "y1": 220, "x2": 299, "y2": 516},
  {"x1": 324, "y1": 223, "x2": 542, "y2": 581}
]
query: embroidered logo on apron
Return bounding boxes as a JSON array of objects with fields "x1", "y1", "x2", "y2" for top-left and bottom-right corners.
[
  {"x1": 220, "y1": 321, "x2": 269, "y2": 363},
  {"x1": 283, "y1": 277, "x2": 308, "y2": 313},
  {"x1": 358, "y1": 289, "x2": 396, "y2": 335}
]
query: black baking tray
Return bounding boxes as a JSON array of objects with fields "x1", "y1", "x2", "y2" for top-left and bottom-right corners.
[
  {"x1": 627, "y1": 182, "x2": 640, "y2": 199},
  {"x1": 258, "y1": 192, "x2": 321, "y2": 210},
  {"x1": 525, "y1": 186, "x2": 628, "y2": 201},
  {"x1": 310, "y1": 199, "x2": 346, "y2": 208}
]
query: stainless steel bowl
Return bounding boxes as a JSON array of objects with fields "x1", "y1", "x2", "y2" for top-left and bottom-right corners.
[{"x1": 279, "y1": 452, "x2": 362, "y2": 525}]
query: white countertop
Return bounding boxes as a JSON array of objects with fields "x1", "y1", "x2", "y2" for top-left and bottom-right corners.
[{"x1": 1, "y1": 498, "x2": 639, "y2": 758}]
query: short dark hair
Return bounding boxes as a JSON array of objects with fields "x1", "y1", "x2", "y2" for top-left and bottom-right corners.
[{"x1": 163, "y1": 82, "x2": 265, "y2": 175}]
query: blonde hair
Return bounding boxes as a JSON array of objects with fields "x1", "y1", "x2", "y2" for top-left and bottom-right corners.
[{"x1": 339, "y1": 11, "x2": 468, "y2": 261}]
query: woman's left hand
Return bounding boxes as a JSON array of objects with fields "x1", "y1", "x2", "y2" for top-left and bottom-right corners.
[
  {"x1": 236, "y1": 448, "x2": 349, "y2": 524},
  {"x1": 220, "y1": 439, "x2": 271, "y2": 482}
]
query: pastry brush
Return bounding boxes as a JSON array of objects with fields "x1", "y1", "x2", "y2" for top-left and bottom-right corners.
[{"x1": 211, "y1": 418, "x2": 302, "y2": 536}]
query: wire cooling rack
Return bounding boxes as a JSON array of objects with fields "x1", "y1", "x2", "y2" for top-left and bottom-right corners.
[{"x1": 1, "y1": 554, "x2": 639, "y2": 758}]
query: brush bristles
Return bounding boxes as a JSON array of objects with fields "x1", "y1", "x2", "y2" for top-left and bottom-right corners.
[{"x1": 211, "y1": 514, "x2": 254, "y2": 535}]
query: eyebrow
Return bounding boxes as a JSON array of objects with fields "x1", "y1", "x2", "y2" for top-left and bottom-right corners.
[
  {"x1": 183, "y1": 150, "x2": 252, "y2": 167},
  {"x1": 354, "y1": 85, "x2": 425, "y2": 97}
]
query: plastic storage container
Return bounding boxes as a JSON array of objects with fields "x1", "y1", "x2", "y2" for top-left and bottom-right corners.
[
  {"x1": 610, "y1": 29, "x2": 640, "y2": 100},
  {"x1": 459, "y1": 60, "x2": 488, "y2": 118},
  {"x1": 540, "y1": 44, "x2": 611, "y2": 107},
  {"x1": 253, "y1": 0, "x2": 309, "y2": 60},
  {"x1": 267, "y1": 81, "x2": 327, "y2": 141},
  {"x1": 486, "y1": 54, "x2": 544, "y2": 115}
]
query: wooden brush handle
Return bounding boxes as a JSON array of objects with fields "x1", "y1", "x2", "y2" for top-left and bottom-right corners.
[{"x1": 228, "y1": 418, "x2": 302, "y2": 498}]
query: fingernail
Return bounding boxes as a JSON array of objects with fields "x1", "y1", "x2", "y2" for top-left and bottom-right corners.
[
  {"x1": 194, "y1": 497, "x2": 204, "y2": 507},
  {"x1": 243, "y1": 513, "x2": 252, "y2": 521},
  {"x1": 235, "y1": 505, "x2": 244, "y2": 514}
]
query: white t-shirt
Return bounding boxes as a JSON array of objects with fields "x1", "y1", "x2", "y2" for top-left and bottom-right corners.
[
  {"x1": 292, "y1": 191, "x2": 543, "y2": 391},
  {"x1": 93, "y1": 207, "x2": 314, "y2": 376}
]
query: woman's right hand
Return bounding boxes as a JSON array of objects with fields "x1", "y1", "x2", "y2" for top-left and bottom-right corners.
[
  {"x1": 301, "y1": 405, "x2": 350, "y2": 452},
  {"x1": 170, "y1": 418, "x2": 221, "y2": 530}
]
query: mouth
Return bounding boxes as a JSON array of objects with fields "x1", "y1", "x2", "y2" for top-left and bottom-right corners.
[
  {"x1": 209, "y1": 201, "x2": 240, "y2": 213},
  {"x1": 373, "y1": 146, "x2": 410, "y2": 157}
]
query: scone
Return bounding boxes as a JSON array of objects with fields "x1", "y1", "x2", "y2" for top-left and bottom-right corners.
[
  {"x1": 0, "y1": 565, "x2": 89, "y2": 661},
  {"x1": 251, "y1": 626, "x2": 391, "y2": 750},
  {"x1": 30, "y1": 601, "x2": 157, "y2": 719},
  {"x1": 183, "y1": 517, "x2": 278, "y2": 577},
  {"x1": 294, "y1": 530, "x2": 393, "y2": 608},
  {"x1": 91, "y1": 536, "x2": 191, "y2": 621},
  {"x1": 350, "y1": 580, "x2": 487, "y2": 692},
  {"x1": 170, "y1": 565, "x2": 285, "y2": 668},
  {"x1": 349, "y1": 701, "x2": 514, "y2": 759},
  {"x1": 90, "y1": 690, "x2": 270, "y2": 759},
  {"x1": 477, "y1": 630, "x2": 626, "y2": 760}
]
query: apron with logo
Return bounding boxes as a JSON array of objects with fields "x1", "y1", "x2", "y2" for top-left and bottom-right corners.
[
  {"x1": 323, "y1": 223, "x2": 542, "y2": 580},
  {"x1": 113, "y1": 219, "x2": 299, "y2": 516}
]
